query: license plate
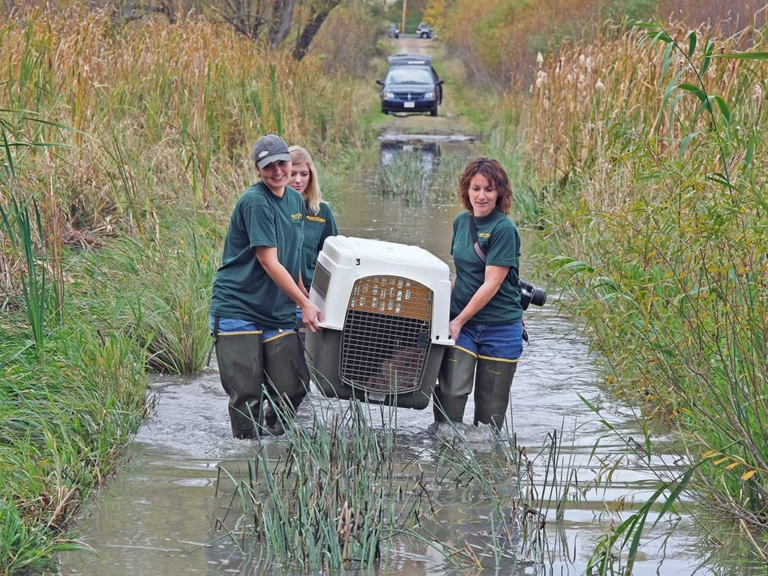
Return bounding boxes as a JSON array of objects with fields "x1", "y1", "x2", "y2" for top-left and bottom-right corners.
[
  {"x1": 403, "y1": 102, "x2": 415, "y2": 108},
  {"x1": 368, "y1": 393, "x2": 386, "y2": 402}
]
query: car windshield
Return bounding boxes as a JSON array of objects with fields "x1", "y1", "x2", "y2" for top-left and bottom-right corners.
[{"x1": 385, "y1": 67, "x2": 434, "y2": 85}]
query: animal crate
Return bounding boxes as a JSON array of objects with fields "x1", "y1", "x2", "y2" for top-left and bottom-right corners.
[{"x1": 305, "y1": 236, "x2": 453, "y2": 409}]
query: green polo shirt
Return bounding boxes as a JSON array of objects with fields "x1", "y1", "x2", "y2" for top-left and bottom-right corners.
[
  {"x1": 209, "y1": 181, "x2": 305, "y2": 329},
  {"x1": 450, "y1": 209, "x2": 523, "y2": 325},
  {"x1": 301, "y1": 202, "x2": 338, "y2": 291}
]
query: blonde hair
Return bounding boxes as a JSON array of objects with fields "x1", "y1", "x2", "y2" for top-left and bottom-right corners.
[{"x1": 288, "y1": 145, "x2": 322, "y2": 215}]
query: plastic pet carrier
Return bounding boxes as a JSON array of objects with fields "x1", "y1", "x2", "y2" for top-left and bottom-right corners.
[{"x1": 305, "y1": 236, "x2": 453, "y2": 409}]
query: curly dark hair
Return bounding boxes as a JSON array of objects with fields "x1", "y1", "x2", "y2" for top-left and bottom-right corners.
[{"x1": 457, "y1": 157, "x2": 512, "y2": 215}]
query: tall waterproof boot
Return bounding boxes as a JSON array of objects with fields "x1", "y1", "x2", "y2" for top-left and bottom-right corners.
[
  {"x1": 214, "y1": 331, "x2": 264, "y2": 439},
  {"x1": 263, "y1": 331, "x2": 310, "y2": 435},
  {"x1": 473, "y1": 357, "x2": 518, "y2": 429},
  {"x1": 432, "y1": 346, "x2": 477, "y2": 424}
]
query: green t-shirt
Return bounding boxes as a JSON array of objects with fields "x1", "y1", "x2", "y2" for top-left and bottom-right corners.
[
  {"x1": 209, "y1": 181, "x2": 305, "y2": 329},
  {"x1": 301, "y1": 201, "x2": 338, "y2": 291},
  {"x1": 450, "y1": 209, "x2": 523, "y2": 325}
]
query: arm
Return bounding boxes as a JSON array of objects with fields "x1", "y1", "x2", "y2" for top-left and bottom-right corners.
[
  {"x1": 256, "y1": 246, "x2": 323, "y2": 332},
  {"x1": 448, "y1": 265, "x2": 508, "y2": 340}
]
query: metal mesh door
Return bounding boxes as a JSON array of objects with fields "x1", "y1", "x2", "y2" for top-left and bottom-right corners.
[{"x1": 340, "y1": 275, "x2": 433, "y2": 394}]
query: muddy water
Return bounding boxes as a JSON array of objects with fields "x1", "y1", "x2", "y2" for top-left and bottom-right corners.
[{"x1": 58, "y1": 139, "x2": 743, "y2": 576}]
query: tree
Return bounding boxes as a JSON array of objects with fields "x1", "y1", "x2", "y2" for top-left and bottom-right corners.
[
  {"x1": 292, "y1": 0, "x2": 343, "y2": 60},
  {"x1": 269, "y1": 0, "x2": 295, "y2": 47}
]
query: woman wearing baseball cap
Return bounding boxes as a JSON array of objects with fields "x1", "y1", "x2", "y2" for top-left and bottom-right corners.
[{"x1": 209, "y1": 133, "x2": 323, "y2": 439}]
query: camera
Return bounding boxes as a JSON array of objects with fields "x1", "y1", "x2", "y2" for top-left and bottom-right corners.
[{"x1": 519, "y1": 279, "x2": 546, "y2": 310}]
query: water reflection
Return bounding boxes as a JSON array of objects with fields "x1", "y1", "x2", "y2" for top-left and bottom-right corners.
[
  {"x1": 55, "y1": 138, "x2": 762, "y2": 576},
  {"x1": 379, "y1": 140, "x2": 441, "y2": 172}
]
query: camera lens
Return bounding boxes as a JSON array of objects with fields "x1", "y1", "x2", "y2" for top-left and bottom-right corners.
[
  {"x1": 530, "y1": 287, "x2": 546, "y2": 307},
  {"x1": 519, "y1": 280, "x2": 546, "y2": 310}
]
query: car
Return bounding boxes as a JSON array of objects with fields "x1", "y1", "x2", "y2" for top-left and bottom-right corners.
[
  {"x1": 376, "y1": 58, "x2": 444, "y2": 116},
  {"x1": 388, "y1": 23, "x2": 399, "y2": 39},
  {"x1": 386, "y1": 54, "x2": 443, "y2": 105},
  {"x1": 415, "y1": 22, "x2": 433, "y2": 39}
]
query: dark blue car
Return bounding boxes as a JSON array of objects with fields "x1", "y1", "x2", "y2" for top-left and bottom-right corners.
[{"x1": 376, "y1": 55, "x2": 444, "y2": 116}]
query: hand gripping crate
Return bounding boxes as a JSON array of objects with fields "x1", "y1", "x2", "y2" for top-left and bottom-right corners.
[{"x1": 305, "y1": 236, "x2": 453, "y2": 409}]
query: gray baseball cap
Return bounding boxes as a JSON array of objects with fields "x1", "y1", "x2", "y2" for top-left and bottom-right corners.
[{"x1": 252, "y1": 134, "x2": 291, "y2": 168}]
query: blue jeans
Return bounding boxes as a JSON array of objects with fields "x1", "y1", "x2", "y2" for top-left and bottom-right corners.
[
  {"x1": 454, "y1": 322, "x2": 523, "y2": 361},
  {"x1": 210, "y1": 316, "x2": 283, "y2": 340}
]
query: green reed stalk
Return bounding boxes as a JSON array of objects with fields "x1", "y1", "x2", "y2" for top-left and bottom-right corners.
[
  {"x1": 0, "y1": 192, "x2": 47, "y2": 350},
  {"x1": 536, "y1": 20, "x2": 768, "y2": 563}
]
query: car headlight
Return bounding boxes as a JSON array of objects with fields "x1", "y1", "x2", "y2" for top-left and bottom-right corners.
[
  {"x1": 383, "y1": 91, "x2": 395, "y2": 99},
  {"x1": 424, "y1": 91, "x2": 435, "y2": 99}
]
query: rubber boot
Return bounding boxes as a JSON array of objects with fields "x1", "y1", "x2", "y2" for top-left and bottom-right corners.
[
  {"x1": 214, "y1": 331, "x2": 263, "y2": 439},
  {"x1": 473, "y1": 357, "x2": 518, "y2": 429},
  {"x1": 263, "y1": 331, "x2": 310, "y2": 435},
  {"x1": 432, "y1": 346, "x2": 477, "y2": 424}
]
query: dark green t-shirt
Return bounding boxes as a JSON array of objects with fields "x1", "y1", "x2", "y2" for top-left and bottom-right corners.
[
  {"x1": 209, "y1": 181, "x2": 305, "y2": 329},
  {"x1": 301, "y1": 201, "x2": 338, "y2": 291},
  {"x1": 450, "y1": 209, "x2": 523, "y2": 325}
]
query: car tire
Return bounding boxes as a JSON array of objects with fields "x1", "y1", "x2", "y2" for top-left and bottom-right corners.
[
  {"x1": 420, "y1": 32, "x2": 429, "y2": 38},
  {"x1": 430, "y1": 106, "x2": 438, "y2": 117}
]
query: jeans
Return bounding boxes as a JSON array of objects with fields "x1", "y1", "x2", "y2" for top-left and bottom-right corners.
[
  {"x1": 454, "y1": 322, "x2": 523, "y2": 361},
  {"x1": 210, "y1": 316, "x2": 283, "y2": 340}
]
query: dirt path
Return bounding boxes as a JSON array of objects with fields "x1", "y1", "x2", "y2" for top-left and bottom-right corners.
[{"x1": 374, "y1": 37, "x2": 475, "y2": 139}]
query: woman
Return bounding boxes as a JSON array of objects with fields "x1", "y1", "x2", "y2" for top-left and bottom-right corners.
[
  {"x1": 209, "y1": 133, "x2": 323, "y2": 439},
  {"x1": 289, "y1": 145, "x2": 338, "y2": 295},
  {"x1": 432, "y1": 157, "x2": 524, "y2": 429}
]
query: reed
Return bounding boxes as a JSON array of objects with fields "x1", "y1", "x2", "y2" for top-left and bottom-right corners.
[
  {"x1": 0, "y1": 321, "x2": 148, "y2": 575},
  {"x1": 0, "y1": 8, "x2": 373, "y2": 240},
  {"x1": 213, "y1": 395, "x2": 573, "y2": 573},
  {"x1": 520, "y1": 18, "x2": 768, "y2": 559},
  {"x1": 0, "y1": 195, "x2": 47, "y2": 350}
]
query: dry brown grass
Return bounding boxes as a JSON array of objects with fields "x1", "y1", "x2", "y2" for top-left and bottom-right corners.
[
  {"x1": 521, "y1": 20, "x2": 766, "y2": 201},
  {"x1": 0, "y1": 6, "x2": 371, "y2": 239},
  {"x1": 427, "y1": 0, "x2": 766, "y2": 90}
]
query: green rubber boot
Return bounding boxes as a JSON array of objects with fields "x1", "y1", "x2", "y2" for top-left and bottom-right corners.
[
  {"x1": 263, "y1": 331, "x2": 310, "y2": 435},
  {"x1": 214, "y1": 331, "x2": 264, "y2": 439},
  {"x1": 432, "y1": 346, "x2": 477, "y2": 424},
  {"x1": 473, "y1": 357, "x2": 518, "y2": 429}
]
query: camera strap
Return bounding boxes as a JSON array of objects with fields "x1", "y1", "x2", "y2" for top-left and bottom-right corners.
[
  {"x1": 469, "y1": 214, "x2": 529, "y2": 342},
  {"x1": 468, "y1": 216, "x2": 487, "y2": 263}
]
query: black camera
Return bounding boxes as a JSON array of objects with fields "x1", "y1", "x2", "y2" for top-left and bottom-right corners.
[{"x1": 519, "y1": 279, "x2": 546, "y2": 311}]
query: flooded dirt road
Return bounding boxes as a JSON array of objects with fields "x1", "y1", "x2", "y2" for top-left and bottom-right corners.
[{"x1": 56, "y1": 135, "x2": 744, "y2": 576}]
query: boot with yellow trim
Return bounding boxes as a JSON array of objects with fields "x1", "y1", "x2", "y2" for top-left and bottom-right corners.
[
  {"x1": 473, "y1": 357, "x2": 517, "y2": 429},
  {"x1": 432, "y1": 346, "x2": 477, "y2": 424},
  {"x1": 263, "y1": 331, "x2": 310, "y2": 436},
  {"x1": 214, "y1": 330, "x2": 264, "y2": 439}
]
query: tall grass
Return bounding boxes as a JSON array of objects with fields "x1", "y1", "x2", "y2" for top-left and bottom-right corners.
[
  {"x1": 1, "y1": 118, "x2": 70, "y2": 351},
  {"x1": 212, "y1": 398, "x2": 575, "y2": 573},
  {"x1": 0, "y1": 7, "x2": 374, "y2": 238},
  {"x1": 512, "y1": 17, "x2": 768, "y2": 562},
  {"x1": 426, "y1": 0, "x2": 763, "y2": 89},
  {"x1": 0, "y1": 195, "x2": 47, "y2": 350},
  {"x1": 0, "y1": 321, "x2": 149, "y2": 575}
]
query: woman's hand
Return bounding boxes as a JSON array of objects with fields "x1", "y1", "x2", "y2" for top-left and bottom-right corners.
[
  {"x1": 448, "y1": 318, "x2": 464, "y2": 341},
  {"x1": 300, "y1": 300, "x2": 323, "y2": 333}
]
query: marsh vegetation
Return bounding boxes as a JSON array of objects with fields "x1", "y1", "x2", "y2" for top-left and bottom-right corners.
[{"x1": 2, "y1": 0, "x2": 768, "y2": 573}]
